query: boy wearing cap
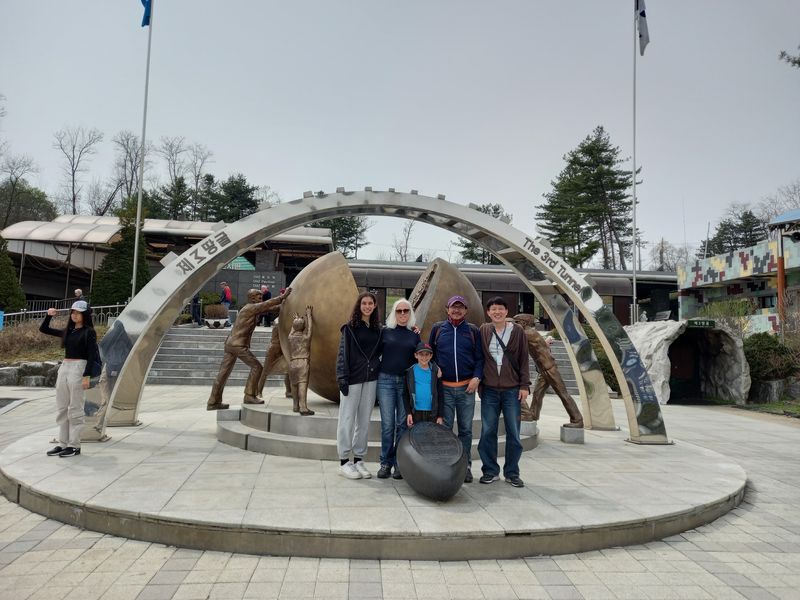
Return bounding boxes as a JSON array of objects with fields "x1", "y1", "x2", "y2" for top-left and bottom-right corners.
[
  {"x1": 403, "y1": 342, "x2": 444, "y2": 426},
  {"x1": 428, "y1": 295, "x2": 484, "y2": 482}
]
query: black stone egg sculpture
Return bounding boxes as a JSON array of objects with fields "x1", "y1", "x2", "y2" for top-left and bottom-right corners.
[{"x1": 396, "y1": 422, "x2": 467, "y2": 501}]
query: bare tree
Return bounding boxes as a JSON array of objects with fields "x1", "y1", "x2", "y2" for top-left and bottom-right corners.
[
  {"x1": 0, "y1": 94, "x2": 8, "y2": 160},
  {"x1": 112, "y1": 130, "x2": 151, "y2": 201},
  {"x1": 157, "y1": 136, "x2": 187, "y2": 186},
  {"x1": 85, "y1": 177, "x2": 124, "y2": 216},
  {"x1": 53, "y1": 126, "x2": 103, "y2": 215},
  {"x1": 757, "y1": 179, "x2": 800, "y2": 226},
  {"x1": 648, "y1": 238, "x2": 690, "y2": 272},
  {"x1": 1, "y1": 153, "x2": 37, "y2": 228},
  {"x1": 391, "y1": 220, "x2": 416, "y2": 261},
  {"x1": 255, "y1": 185, "x2": 281, "y2": 209},
  {"x1": 187, "y1": 142, "x2": 213, "y2": 220}
]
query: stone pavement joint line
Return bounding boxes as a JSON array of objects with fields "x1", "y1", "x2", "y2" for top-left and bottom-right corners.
[{"x1": 0, "y1": 384, "x2": 797, "y2": 599}]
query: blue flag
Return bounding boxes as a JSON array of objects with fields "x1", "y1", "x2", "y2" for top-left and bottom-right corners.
[{"x1": 141, "y1": 0, "x2": 151, "y2": 27}]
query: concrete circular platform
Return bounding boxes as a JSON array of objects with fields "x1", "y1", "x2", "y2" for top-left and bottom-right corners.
[{"x1": 0, "y1": 389, "x2": 746, "y2": 560}]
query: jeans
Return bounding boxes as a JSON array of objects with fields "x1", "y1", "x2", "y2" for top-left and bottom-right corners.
[
  {"x1": 478, "y1": 386, "x2": 523, "y2": 479},
  {"x1": 377, "y1": 373, "x2": 407, "y2": 467},
  {"x1": 441, "y1": 385, "x2": 475, "y2": 466}
]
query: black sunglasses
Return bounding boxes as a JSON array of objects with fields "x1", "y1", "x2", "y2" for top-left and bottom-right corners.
[{"x1": 395, "y1": 308, "x2": 410, "y2": 314}]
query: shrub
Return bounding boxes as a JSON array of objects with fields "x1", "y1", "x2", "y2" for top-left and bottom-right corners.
[
  {"x1": 204, "y1": 304, "x2": 229, "y2": 319},
  {"x1": 743, "y1": 333, "x2": 798, "y2": 381}
]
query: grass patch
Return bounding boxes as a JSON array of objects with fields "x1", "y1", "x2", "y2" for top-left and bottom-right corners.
[
  {"x1": 734, "y1": 400, "x2": 800, "y2": 418},
  {"x1": 0, "y1": 320, "x2": 108, "y2": 365}
]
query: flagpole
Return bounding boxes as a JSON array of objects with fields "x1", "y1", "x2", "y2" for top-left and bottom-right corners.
[
  {"x1": 631, "y1": 0, "x2": 639, "y2": 323},
  {"x1": 132, "y1": 0, "x2": 154, "y2": 301}
]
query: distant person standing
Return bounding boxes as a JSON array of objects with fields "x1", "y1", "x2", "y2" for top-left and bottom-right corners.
[
  {"x1": 219, "y1": 282, "x2": 232, "y2": 310},
  {"x1": 260, "y1": 285, "x2": 273, "y2": 326},
  {"x1": 428, "y1": 295, "x2": 483, "y2": 483},
  {"x1": 74, "y1": 289, "x2": 85, "y2": 302},
  {"x1": 191, "y1": 293, "x2": 203, "y2": 326}
]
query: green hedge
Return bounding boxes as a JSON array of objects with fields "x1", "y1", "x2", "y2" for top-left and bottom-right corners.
[{"x1": 743, "y1": 333, "x2": 798, "y2": 381}]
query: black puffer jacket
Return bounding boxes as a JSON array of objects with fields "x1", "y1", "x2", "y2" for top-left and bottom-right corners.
[{"x1": 336, "y1": 321, "x2": 383, "y2": 386}]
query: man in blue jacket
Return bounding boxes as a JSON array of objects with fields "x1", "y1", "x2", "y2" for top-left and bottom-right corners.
[{"x1": 428, "y1": 295, "x2": 484, "y2": 482}]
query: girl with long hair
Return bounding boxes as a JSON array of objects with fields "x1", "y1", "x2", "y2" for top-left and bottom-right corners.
[
  {"x1": 335, "y1": 291, "x2": 383, "y2": 479},
  {"x1": 375, "y1": 298, "x2": 420, "y2": 479},
  {"x1": 39, "y1": 300, "x2": 98, "y2": 457}
]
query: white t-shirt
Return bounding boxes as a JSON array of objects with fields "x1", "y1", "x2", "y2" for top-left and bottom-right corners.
[{"x1": 489, "y1": 324, "x2": 512, "y2": 375}]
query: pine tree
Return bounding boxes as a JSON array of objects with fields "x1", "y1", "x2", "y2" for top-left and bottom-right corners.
[
  {"x1": 456, "y1": 203, "x2": 511, "y2": 264},
  {"x1": 536, "y1": 126, "x2": 635, "y2": 269},
  {"x1": 91, "y1": 198, "x2": 151, "y2": 305},
  {"x1": 313, "y1": 217, "x2": 371, "y2": 258},
  {"x1": 0, "y1": 235, "x2": 26, "y2": 311}
]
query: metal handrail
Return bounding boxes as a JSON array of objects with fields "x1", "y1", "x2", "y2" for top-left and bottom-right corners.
[{"x1": 0, "y1": 304, "x2": 127, "y2": 328}]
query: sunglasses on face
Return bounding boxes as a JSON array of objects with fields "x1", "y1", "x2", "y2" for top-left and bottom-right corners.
[{"x1": 395, "y1": 308, "x2": 410, "y2": 314}]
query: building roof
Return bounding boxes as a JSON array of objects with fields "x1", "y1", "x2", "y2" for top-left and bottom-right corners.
[
  {"x1": 0, "y1": 216, "x2": 331, "y2": 248},
  {"x1": 768, "y1": 209, "x2": 800, "y2": 230}
]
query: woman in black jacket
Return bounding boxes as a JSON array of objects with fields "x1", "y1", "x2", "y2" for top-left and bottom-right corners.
[
  {"x1": 39, "y1": 300, "x2": 98, "y2": 458},
  {"x1": 335, "y1": 291, "x2": 383, "y2": 479}
]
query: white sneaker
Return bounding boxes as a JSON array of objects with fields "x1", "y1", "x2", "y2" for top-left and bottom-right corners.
[
  {"x1": 354, "y1": 461, "x2": 372, "y2": 479},
  {"x1": 339, "y1": 462, "x2": 361, "y2": 480}
]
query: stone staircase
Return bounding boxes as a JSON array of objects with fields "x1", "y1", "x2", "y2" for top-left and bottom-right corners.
[
  {"x1": 543, "y1": 340, "x2": 580, "y2": 396},
  {"x1": 147, "y1": 327, "x2": 580, "y2": 395},
  {"x1": 146, "y1": 326, "x2": 285, "y2": 387},
  {"x1": 217, "y1": 404, "x2": 538, "y2": 462}
]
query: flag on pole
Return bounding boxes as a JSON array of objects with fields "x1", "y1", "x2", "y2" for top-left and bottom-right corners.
[
  {"x1": 141, "y1": 0, "x2": 151, "y2": 27},
  {"x1": 636, "y1": 0, "x2": 649, "y2": 56}
]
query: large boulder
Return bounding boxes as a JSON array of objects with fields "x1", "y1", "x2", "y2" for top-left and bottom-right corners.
[
  {"x1": 0, "y1": 367, "x2": 18, "y2": 386},
  {"x1": 17, "y1": 362, "x2": 51, "y2": 377},
  {"x1": 625, "y1": 321, "x2": 750, "y2": 404}
]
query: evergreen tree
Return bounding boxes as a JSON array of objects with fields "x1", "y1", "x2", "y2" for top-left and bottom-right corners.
[
  {"x1": 0, "y1": 180, "x2": 56, "y2": 227},
  {"x1": 456, "y1": 203, "x2": 511, "y2": 264},
  {"x1": 697, "y1": 205, "x2": 768, "y2": 257},
  {"x1": 0, "y1": 235, "x2": 25, "y2": 311},
  {"x1": 91, "y1": 198, "x2": 151, "y2": 305},
  {"x1": 207, "y1": 173, "x2": 259, "y2": 222},
  {"x1": 536, "y1": 126, "x2": 634, "y2": 269},
  {"x1": 313, "y1": 217, "x2": 371, "y2": 258},
  {"x1": 156, "y1": 176, "x2": 191, "y2": 220}
]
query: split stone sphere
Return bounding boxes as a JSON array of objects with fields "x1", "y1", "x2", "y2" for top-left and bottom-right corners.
[
  {"x1": 410, "y1": 258, "x2": 484, "y2": 343},
  {"x1": 397, "y1": 422, "x2": 467, "y2": 501},
  {"x1": 277, "y1": 252, "x2": 358, "y2": 402}
]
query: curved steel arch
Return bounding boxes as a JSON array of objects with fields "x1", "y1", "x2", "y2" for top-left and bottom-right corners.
[{"x1": 100, "y1": 191, "x2": 668, "y2": 444}]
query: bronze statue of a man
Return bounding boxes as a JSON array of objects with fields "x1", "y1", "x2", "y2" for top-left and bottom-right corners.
[
  {"x1": 207, "y1": 287, "x2": 291, "y2": 410},
  {"x1": 287, "y1": 305, "x2": 314, "y2": 415},
  {"x1": 512, "y1": 313, "x2": 583, "y2": 428},
  {"x1": 256, "y1": 307, "x2": 291, "y2": 399}
]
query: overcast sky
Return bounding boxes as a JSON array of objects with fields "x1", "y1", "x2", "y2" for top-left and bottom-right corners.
[{"x1": 1, "y1": 1, "x2": 798, "y2": 265}]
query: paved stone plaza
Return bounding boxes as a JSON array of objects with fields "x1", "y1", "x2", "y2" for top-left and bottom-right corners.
[{"x1": 0, "y1": 385, "x2": 799, "y2": 599}]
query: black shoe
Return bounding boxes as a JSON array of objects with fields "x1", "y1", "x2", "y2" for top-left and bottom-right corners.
[
  {"x1": 506, "y1": 476, "x2": 524, "y2": 488},
  {"x1": 377, "y1": 464, "x2": 392, "y2": 479},
  {"x1": 46, "y1": 446, "x2": 64, "y2": 456},
  {"x1": 392, "y1": 468, "x2": 403, "y2": 480},
  {"x1": 58, "y1": 447, "x2": 81, "y2": 458},
  {"x1": 479, "y1": 474, "x2": 499, "y2": 484},
  {"x1": 464, "y1": 470, "x2": 473, "y2": 483}
]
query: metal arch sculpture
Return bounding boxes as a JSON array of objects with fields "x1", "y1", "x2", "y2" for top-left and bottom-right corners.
[{"x1": 100, "y1": 190, "x2": 668, "y2": 444}]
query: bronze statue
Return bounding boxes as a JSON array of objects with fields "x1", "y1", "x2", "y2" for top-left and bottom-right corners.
[
  {"x1": 207, "y1": 288, "x2": 291, "y2": 410},
  {"x1": 513, "y1": 313, "x2": 583, "y2": 428},
  {"x1": 256, "y1": 307, "x2": 291, "y2": 399},
  {"x1": 287, "y1": 306, "x2": 314, "y2": 415}
]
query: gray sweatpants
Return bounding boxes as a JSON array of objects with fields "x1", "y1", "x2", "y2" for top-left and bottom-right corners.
[
  {"x1": 55, "y1": 359, "x2": 86, "y2": 448},
  {"x1": 337, "y1": 381, "x2": 377, "y2": 460}
]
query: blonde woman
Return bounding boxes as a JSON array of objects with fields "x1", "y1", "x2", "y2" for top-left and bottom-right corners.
[{"x1": 376, "y1": 298, "x2": 420, "y2": 479}]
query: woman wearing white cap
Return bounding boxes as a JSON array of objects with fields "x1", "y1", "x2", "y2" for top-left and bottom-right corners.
[{"x1": 38, "y1": 300, "x2": 98, "y2": 457}]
